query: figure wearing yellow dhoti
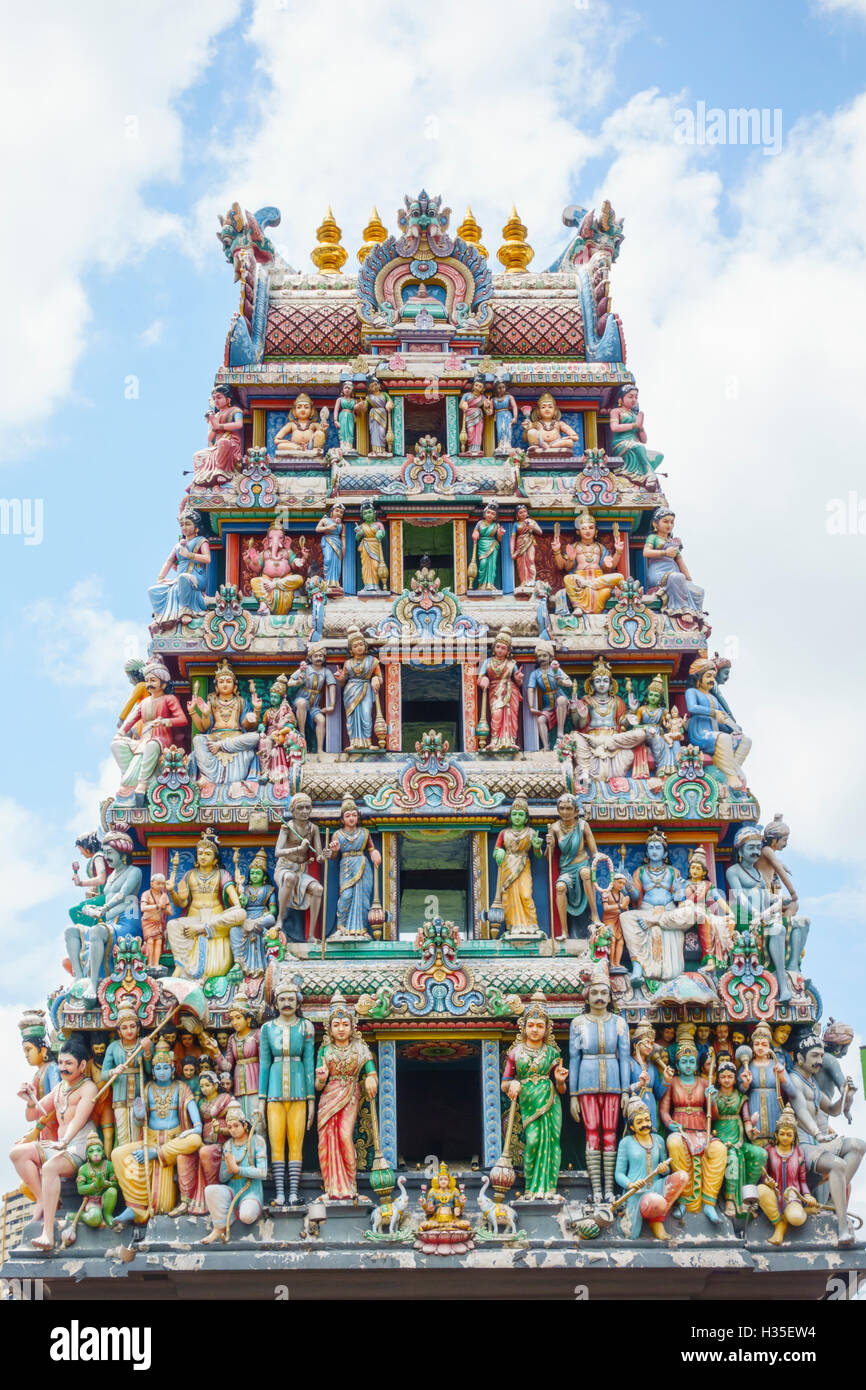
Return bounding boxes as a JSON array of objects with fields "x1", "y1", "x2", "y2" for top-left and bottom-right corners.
[
  {"x1": 660, "y1": 1047, "x2": 726, "y2": 1222},
  {"x1": 113, "y1": 1049, "x2": 202, "y2": 1226},
  {"x1": 493, "y1": 797, "x2": 543, "y2": 935}
]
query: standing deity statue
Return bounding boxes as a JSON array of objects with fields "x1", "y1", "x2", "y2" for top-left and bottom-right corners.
[
  {"x1": 568, "y1": 976, "x2": 631, "y2": 1204},
  {"x1": 609, "y1": 384, "x2": 663, "y2": 482},
  {"x1": 273, "y1": 392, "x2": 329, "y2": 455},
  {"x1": 365, "y1": 378, "x2": 393, "y2": 456},
  {"x1": 112, "y1": 1044, "x2": 203, "y2": 1224},
  {"x1": 492, "y1": 378, "x2": 519, "y2": 453},
  {"x1": 165, "y1": 830, "x2": 247, "y2": 982},
  {"x1": 755, "y1": 813, "x2": 810, "y2": 977},
  {"x1": 478, "y1": 627, "x2": 522, "y2": 750},
  {"x1": 355, "y1": 501, "x2": 389, "y2": 593},
  {"x1": 552, "y1": 510, "x2": 625, "y2": 614},
  {"x1": 626, "y1": 1022, "x2": 673, "y2": 1133},
  {"x1": 111, "y1": 658, "x2": 187, "y2": 805},
  {"x1": 596, "y1": 868, "x2": 630, "y2": 967},
  {"x1": 685, "y1": 657, "x2": 750, "y2": 791},
  {"x1": 726, "y1": 827, "x2": 796, "y2": 1002},
  {"x1": 65, "y1": 831, "x2": 142, "y2": 1002},
  {"x1": 660, "y1": 1039, "x2": 726, "y2": 1224},
  {"x1": 785, "y1": 1034, "x2": 865, "y2": 1247},
  {"x1": 526, "y1": 641, "x2": 572, "y2": 750},
  {"x1": 569, "y1": 657, "x2": 648, "y2": 788},
  {"x1": 493, "y1": 796, "x2": 543, "y2": 937},
  {"x1": 615, "y1": 1098, "x2": 679, "y2": 1240},
  {"x1": 17, "y1": 1012, "x2": 60, "y2": 1144},
  {"x1": 245, "y1": 526, "x2": 308, "y2": 615},
  {"x1": 683, "y1": 846, "x2": 734, "y2": 972},
  {"x1": 316, "y1": 501, "x2": 346, "y2": 592},
  {"x1": 100, "y1": 1008, "x2": 152, "y2": 1150},
  {"x1": 192, "y1": 386, "x2": 244, "y2": 488},
  {"x1": 545, "y1": 793, "x2": 598, "y2": 939},
  {"x1": 315, "y1": 993, "x2": 378, "y2": 1200},
  {"x1": 201, "y1": 1102, "x2": 268, "y2": 1244},
  {"x1": 148, "y1": 508, "x2": 211, "y2": 630},
  {"x1": 192, "y1": 1069, "x2": 233, "y2": 1214},
  {"x1": 274, "y1": 794, "x2": 325, "y2": 941},
  {"x1": 188, "y1": 660, "x2": 262, "y2": 795},
  {"x1": 337, "y1": 627, "x2": 383, "y2": 750},
  {"x1": 333, "y1": 380, "x2": 363, "y2": 454},
  {"x1": 470, "y1": 502, "x2": 504, "y2": 590},
  {"x1": 140, "y1": 873, "x2": 171, "y2": 975},
  {"x1": 643, "y1": 509, "x2": 704, "y2": 618},
  {"x1": 326, "y1": 797, "x2": 380, "y2": 939},
  {"x1": 510, "y1": 503, "x2": 543, "y2": 591},
  {"x1": 224, "y1": 1000, "x2": 260, "y2": 1122},
  {"x1": 287, "y1": 642, "x2": 337, "y2": 756},
  {"x1": 231, "y1": 848, "x2": 276, "y2": 978},
  {"x1": 10, "y1": 1034, "x2": 99, "y2": 1252},
  {"x1": 501, "y1": 993, "x2": 568, "y2": 1198},
  {"x1": 257, "y1": 674, "x2": 301, "y2": 798},
  {"x1": 756, "y1": 1105, "x2": 817, "y2": 1245},
  {"x1": 459, "y1": 377, "x2": 493, "y2": 454},
  {"x1": 736, "y1": 1021, "x2": 791, "y2": 1144},
  {"x1": 712, "y1": 1058, "x2": 766, "y2": 1217},
  {"x1": 258, "y1": 982, "x2": 315, "y2": 1207},
  {"x1": 522, "y1": 392, "x2": 580, "y2": 453}
]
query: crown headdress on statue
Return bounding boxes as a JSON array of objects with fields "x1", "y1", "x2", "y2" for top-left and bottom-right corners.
[
  {"x1": 518, "y1": 989, "x2": 553, "y2": 1042},
  {"x1": 214, "y1": 658, "x2": 237, "y2": 685},
  {"x1": 584, "y1": 655, "x2": 618, "y2": 696},
  {"x1": 197, "y1": 827, "x2": 221, "y2": 857},
  {"x1": 249, "y1": 847, "x2": 268, "y2": 875},
  {"x1": 775, "y1": 1104, "x2": 799, "y2": 1139},
  {"x1": 327, "y1": 990, "x2": 356, "y2": 1032}
]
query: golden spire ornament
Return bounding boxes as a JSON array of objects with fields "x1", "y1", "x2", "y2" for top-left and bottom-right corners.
[
  {"x1": 311, "y1": 208, "x2": 348, "y2": 274},
  {"x1": 457, "y1": 205, "x2": 488, "y2": 258},
  {"x1": 357, "y1": 206, "x2": 388, "y2": 263},
  {"x1": 496, "y1": 206, "x2": 534, "y2": 273}
]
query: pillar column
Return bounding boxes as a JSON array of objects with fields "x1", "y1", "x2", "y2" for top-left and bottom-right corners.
[
  {"x1": 454, "y1": 519, "x2": 468, "y2": 595},
  {"x1": 385, "y1": 660, "x2": 401, "y2": 751},
  {"x1": 389, "y1": 517, "x2": 403, "y2": 593},
  {"x1": 481, "y1": 1040, "x2": 502, "y2": 1169},
  {"x1": 376, "y1": 1040, "x2": 397, "y2": 1169},
  {"x1": 462, "y1": 658, "x2": 477, "y2": 752}
]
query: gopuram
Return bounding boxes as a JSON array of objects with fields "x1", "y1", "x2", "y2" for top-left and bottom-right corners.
[{"x1": 5, "y1": 192, "x2": 864, "y2": 1300}]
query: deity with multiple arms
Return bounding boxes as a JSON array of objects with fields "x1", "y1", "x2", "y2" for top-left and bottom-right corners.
[{"x1": 552, "y1": 510, "x2": 624, "y2": 614}]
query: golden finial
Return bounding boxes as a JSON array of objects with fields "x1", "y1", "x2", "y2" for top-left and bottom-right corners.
[
  {"x1": 311, "y1": 207, "x2": 348, "y2": 274},
  {"x1": 496, "y1": 205, "x2": 534, "y2": 273},
  {"x1": 457, "y1": 205, "x2": 488, "y2": 258},
  {"x1": 357, "y1": 206, "x2": 388, "y2": 263}
]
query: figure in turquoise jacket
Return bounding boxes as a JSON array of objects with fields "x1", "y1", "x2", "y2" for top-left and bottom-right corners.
[{"x1": 258, "y1": 981, "x2": 315, "y2": 1206}]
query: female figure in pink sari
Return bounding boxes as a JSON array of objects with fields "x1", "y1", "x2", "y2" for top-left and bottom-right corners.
[
  {"x1": 192, "y1": 387, "x2": 244, "y2": 488},
  {"x1": 315, "y1": 994, "x2": 378, "y2": 1200}
]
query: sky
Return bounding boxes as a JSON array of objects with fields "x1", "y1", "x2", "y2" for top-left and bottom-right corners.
[{"x1": 1, "y1": 0, "x2": 865, "y2": 1191}]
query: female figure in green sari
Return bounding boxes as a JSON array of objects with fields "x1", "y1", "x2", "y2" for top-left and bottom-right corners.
[
  {"x1": 502, "y1": 994, "x2": 568, "y2": 1198},
  {"x1": 470, "y1": 502, "x2": 504, "y2": 591},
  {"x1": 711, "y1": 1059, "x2": 765, "y2": 1217},
  {"x1": 609, "y1": 385, "x2": 663, "y2": 482}
]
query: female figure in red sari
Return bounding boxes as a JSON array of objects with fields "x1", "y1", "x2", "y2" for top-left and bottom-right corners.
[
  {"x1": 478, "y1": 628, "x2": 522, "y2": 751},
  {"x1": 315, "y1": 994, "x2": 377, "y2": 1201},
  {"x1": 192, "y1": 387, "x2": 244, "y2": 488},
  {"x1": 191, "y1": 1069, "x2": 232, "y2": 1213}
]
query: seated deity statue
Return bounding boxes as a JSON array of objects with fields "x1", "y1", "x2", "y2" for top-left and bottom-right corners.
[
  {"x1": 244, "y1": 526, "x2": 308, "y2": 615},
  {"x1": 188, "y1": 659, "x2": 261, "y2": 796},
  {"x1": 522, "y1": 393, "x2": 580, "y2": 453},
  {"x1": 273, "y1": 393, "x2": 329, "y2": 455},
  {"x1": 165, "y1": 830, "x2": 246, "y2": 982},
  {"x1": 568, "y1": 657, "x2": 647, "y2": 789}
]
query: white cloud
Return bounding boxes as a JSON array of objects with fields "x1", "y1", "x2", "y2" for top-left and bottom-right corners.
[
  {"x1": 139, "y1": 319, "x2": 164, "y2": 348},
  {"x1": 0, "y1": 0, "x2": 242, "y2": 452},
  {"x1": 817, "y1": 0, "x2": 866, "y2": 17},
  {"x1": 26, "y1": 579, "x2": 148, "y2": 714}
]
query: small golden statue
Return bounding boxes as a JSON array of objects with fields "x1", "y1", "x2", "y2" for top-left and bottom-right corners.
[{"x1": 415, "y1": 1161, "x2": 474, "y2": 1255}]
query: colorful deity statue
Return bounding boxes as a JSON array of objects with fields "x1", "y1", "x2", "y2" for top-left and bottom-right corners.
[
  {"x1": 510, "y1": 503, "x2": 543, "y2": 591},
  {"x1": 258, "y1": 981, "x2": 315, "y2": 1207},
  {"x1": 526, "y1": 641, "x2": 572, "y2": 750},
  {"x1": 316, "y1": 501, "x2": 346, "y2": 592},
  {"x1": 569, "y1": 657, "x2": 648, "y2": 788},
  {"x1": 111, "y1": 658, "x2": 187, "y2": 805},
  {"x1": 470, "y1": 501, "x2": 504, "y2": 590},
  {"x1": 712, "y1": 1058, "x2": 766, "y2": 1217},
  {"x1": 337, "y1": 627, "x2": 383, "y2": 750},
  {"x1": 165, "y1": 830, "x2": 247, "y2": 982},
  {"x1": 502, "y1": 993, "x2": 567, "y2": 1198},
  {"x1": 618, "y1": 830, "x2": 698, "y2": 990},
  {"x1": 64, "y1": 831, "x2": 142, "y2": 1002},
  {"x1": 478, "y1": 627, "x2": 522, "y2": 750},
  {"x1": 552, "y1": 511, "x2": 625, "y2": 614},
  {"x1": 201, "y1": 1102, "x2": 268, "y2": 1243},
  {"x1": 785, "y1": 1033, "x2": 865, "y2": 1247},
  {"x1": 459, "y1": 377, "x2": 493, "y2": 454},
  {"x1": 644, "y1": 508, "x2": 704, "y2": 618},
  {"x1": 417, "y1": 1162, "x2": 473, "y2": 1254},
  {"x1": 355, "y1": 500, "x2": 389, "y2": 593},
  {"x1": 17, "y1": 1011, "x2": 60, "y2": 1144},
  {"x1": 493, "y1": 378, "x2": 518, "y2": 453},
  {"x1": 140, "y1": 873, "x2": 171, "y2": 975},
  {"x1": 112, "y1": 1044, "x2": 203, "y2": 1224},
  {"x1": 245, "y1": 526, "x2": 308, "y2": 615},
  {"x1": 685, "y1": 657, "x2": 750, "y2": 792},
  {"x1": 69, "y1": 831, "x2": 108, "y2": 926},
  {"x1": 287, "y1": 642, "x2": 337, "y2": 756},
  {"x1": 327, "y1": 797, "x2": 380, "y2": 939},
  {"x1": 256, "y1": 674, "x2": 301, "y2": 798},
  {"x1": 596, "y1": 868, "x2": 629, "y2": 967},
  {"x1": 684, "y1": 846, "x2": 734, "y2": 972},
  {"x1": 148, "y1": 508, "x2": 211, "y2": 631},
  {"x1": 192, "y1": 386, "x2": 244, "y2": 488},
  {"x1": 275, "y1": 794, "x2": 325, "y2": 941},
  {"x1": 615, "y1": 1098, "x2": 681, "y2": 1240},
  {"x1": 736, "y1": 1022, "x2": 790, "y2": 1144},
  {"x1": 188, "y1": 659, "x2": 261, "y2": 794},
  {"x1": 522, "y1": 392, "x2": 580, "y2": 453},
  {"x1": 100, "y1": 1008, "x2": 152, "y2": 1150},
  {"x1": 493, "y1": 796, "x2": 543, "y2": 937},
  {"x1": 333, "y1": 380, "x2": 363, "y2": 454},
  {"x1": 191, "y1": 1068, "x2": 233, "y2": 1215},
  {"x1": 625, "y1": 674, "x2": 680, "y2": 778},
  {"x1": 726, "y1": 827, "x2": 795, "y2": 1002},
  {"x1": 315, "y1": 993, "x2": 377, "y2": 1200},
  {"x1": 660, "y1": 1038, "x2": 726, "y2": 1224},
  {"x1": 274, "y1": 392, "x2": 329, "y2": 455},
  {"x1": 545, "y1": 793, "x2": 598, "y2": 939},
  {"x1": 626, "y1": 1023, "x2": 673, "y2": 1132},
  {"x1": 569, "y1": 975, "x2": 631, "y2": 1203},
  {"x1": 609, "y1": 384, "x2": 663, "y2": 482},
  {"x1": 365, "y1": 378, "x2": 393, "y2": 455},
  {"x1": 67, "y1": 1136, "x2": 119, "y2": 1237},
  {"x1": 756, "y1": 1105, "x2": 817, "y2": 1245},
  {"x1": 231, "y1": 848, "x2": 276, "y2": 978},
  {"x1": 224, "y1": 1000, "x2": 260, "y2": 1122},
  {"x1": 755, "y1": 813, "x2": 810, "y2": 977},
  {"x1": 10, "y1": 1034, "x2": 99, "y2": 1251}
]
